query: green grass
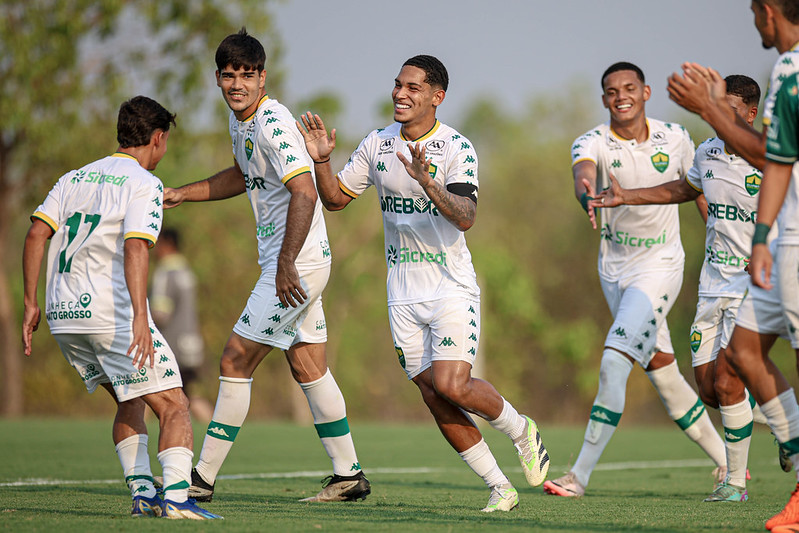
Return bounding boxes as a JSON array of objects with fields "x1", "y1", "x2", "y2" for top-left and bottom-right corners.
[{"x1": 0, "y1": 418, "x2": 794, "y2": 531}]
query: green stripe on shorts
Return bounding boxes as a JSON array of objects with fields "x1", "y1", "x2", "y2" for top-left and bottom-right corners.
[
  {"x1": 590, "y1": 405, "x2": 621, "y2": 427},
  {"x1": 315, "y1": 418, "x2": 350, "y2": 438},
  {"x1": 206, "y1": 421, "x2": 240, "y2": 442},
  {"x1": 675, "y1": 399, "x2": 705, "y2": 430}
]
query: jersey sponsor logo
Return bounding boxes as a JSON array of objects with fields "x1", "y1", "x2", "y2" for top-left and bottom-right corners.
[
  {"x1": 282, "y1": 326, "x2": 296, "y2": 338},
  {"x1": 81, "y1": 364, "x2": 100, "y2": 382},
  {"x1": 603, "y1": 226, "x2": 668, "y2": 249},
  {"x1": 386, "y1": 245, "x2": 447, "y2": 268},
  {"x1": 705, "y1": 146, "x2": 722, "y2": 159},
  {"x1": 320, "y1": 239, "x2": 331, "y2": 258},
  {"x1": 706, "y1": 202, "x2": 756, "y2": 224},
  {"x1": 379, "y1": 138, "x2": 395, "y2": 155},
  {"x1": 651, "y1": 152, "x2": 669, "y2": 173},
  {"x1": 381, "y1": 195, "x2": 440, "y2": 216},
  {"x1": 690, "y1": 330, "x2": 702, "y2": 353},
  {"x1": 76, "y1": 171, "x2": 130, "y2": 187},
  {"x1": 606, "y1": 135, "x2": 622, "y2": 151},
  {"x1": 650, "y1": 131, "x2": 667, "y2": 145},
  {"x1": 316, "y1": 319, "x2": 326, "y2": 331},
  {"x1": 245, "y1": 137, "x2": 254, "y2": 160},
  {"x1": 71, "y1": 170, "x2": 86, "y2": 184},
  {"x1": 705, "y1": 246, "x2": 749, "y2": 268},
  {"x1": 745, "y1": 173, "x2": 762, "y2": 196},
  {"x1": 46, "y1": 293, "x2": 93, "y2": 321},
  {"x1": 425, "y1": 139, "x2": 445, "y2": 155},
  {"x1": 244, "y1": 174, "x2": 267, "y2": 190}
]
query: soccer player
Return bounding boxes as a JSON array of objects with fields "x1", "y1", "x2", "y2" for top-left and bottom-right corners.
[
  {"x1": 21, "y1": 96, "x2": 220, "y2": 519},
  {"x1": 667, "y1": 1, "x2": 799, "y2": 528},
  {"x1": 163, "y1": 29, "x2": 369, "y2": 503},
  {"x1": 543, "y1": 62, "x2": 727, "y2": 498},
  {"x1": 297, "y1": 54, "x2": 550, "y2": 513},
  {"x1": 592, "y1": 75, "x2": 763, "y2": 502}
]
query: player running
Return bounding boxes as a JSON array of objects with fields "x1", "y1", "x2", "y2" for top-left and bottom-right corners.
[
  {"x1": 592, "y1": 75, "x2": 764, "y2": 502},
  {"x1": 297, "y1": 54, "x2": 550, "y2": 513},
  {"x1": 164, "y1": 29, "x2": 368, "y2": 503},
  {"x1": 544, "y1": 62, "x2": 727, "y2": 498},
  {"x1": 22, "y1": 96, "x2": 220, "y2": 519}
]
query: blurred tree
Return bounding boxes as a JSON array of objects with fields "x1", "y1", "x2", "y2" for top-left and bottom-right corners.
[{"x1": 0, "y1": 0, "x2": 280, "y2": 416}]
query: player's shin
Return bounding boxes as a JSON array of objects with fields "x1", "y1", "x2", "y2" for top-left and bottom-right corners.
[
  {"x1": 760, "y1": 388, "x2": 799, "y2": 477},
  {"x1": 117, "y1": 434, "x2": 157, "y2": 498},
  {"x1": 647, "y1": 360, "x2": 726, "y2": 467},
  {"x1": 158, "y1": 447, "x2": 193, "y2": 503},
  {"x1": 572, "y1": 349, "x2": 633, "y2": 487},
  {"x1": 195, "y1": 376, "x2": 253, "y2": 484},
  {"x1": 300, "y1": 368, "x2": 362, "y2": 475},
  {"x1": 720, "y1": 398, "x2": 754, "y2": 487}
]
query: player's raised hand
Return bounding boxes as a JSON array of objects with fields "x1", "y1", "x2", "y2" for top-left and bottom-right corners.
[
  {"x1": 667, "y1": 62, "x2": 724, "y2": 116},
  {"x1": 590, "y1": 174, "x2": 624, "y2": 209},
  {"x1": 128, "y1": 314, "x2": 155, "y2": 370},
  {"x1": 297, "y1": 112, "x2": 336, "y2": 163},
  {"x1": 163, "y1": 187, "x2": 184, "y2": 209},
  {"x1": 21, "y1": 303, "x2": 41, "y2": 357},
  {"x1": 581, "y1": 178, "x2": 600, "y2": 230},
  {"x1": 397, "y1": 143, "x2": 432, "y2": 187}
]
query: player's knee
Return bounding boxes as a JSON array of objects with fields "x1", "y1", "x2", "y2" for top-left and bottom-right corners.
[
  {"x1": 431, "y1": 374, "x2": 466, "y2": 405},
  {"x1": 698, "y1": 380, "x2": 719, "y2": 409}
]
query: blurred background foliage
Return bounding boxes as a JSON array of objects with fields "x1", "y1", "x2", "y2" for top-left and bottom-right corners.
[{"x1": 3, "y1": 0, "x2": 796, "y2": 424}]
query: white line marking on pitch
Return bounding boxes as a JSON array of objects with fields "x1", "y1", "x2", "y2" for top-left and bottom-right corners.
[{"x1": 0, "y1": 459, "x2": 719, "y2": 488}]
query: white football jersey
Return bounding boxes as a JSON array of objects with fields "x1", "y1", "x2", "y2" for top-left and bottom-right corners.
[
  {"x1": 229, "y1": 95, "x2": 331, "y2": 273},
  {"x1": 763, "y1": 46, "x2": 799, "y2": 246},
  {"x1": 337, "y1": 120, "x2": 480, "y2": 305},
  {"x1": 572, "y1": 119, "x2": 694, "y2": 279},
  {"x1": 686, "y1": 138, "x2": 763, "y2": 297},
  {"x1": 32, "y1": 153, "x2": 163, "y2": 333}
]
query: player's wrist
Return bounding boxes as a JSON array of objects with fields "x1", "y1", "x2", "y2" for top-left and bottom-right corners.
[
  {"x1": 580, "y1": 192, "x2": 593, "y2": 213},
  {"x1": 313, "y1": 156, "x2": 331, "y2": 164},
  {"x1": 752, "y1": 222, "x2": 771, "y2": 246}
]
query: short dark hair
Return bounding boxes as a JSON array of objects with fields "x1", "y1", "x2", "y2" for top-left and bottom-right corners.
[
  {"x1": 159, "y1": 227, "x2": 180, "y2": 249},
  {"x1": 725, "y1": 75, "x2": 761, "y2": 107},
  {"x1": 117, "y1": 96, "x2": 176, "y2": 148},
  {"x1": 403, "y1": 55, "x2": 449, "y2": 91},
  {"x1": 601, "y1": 62, "x2": 645, "y2": 89},
  {"x1": 215, "y1": 27, "x2": 265, "y2": 72},
  {"x1": 753, "y1": 0, "x2": 799, "y2": 24}
]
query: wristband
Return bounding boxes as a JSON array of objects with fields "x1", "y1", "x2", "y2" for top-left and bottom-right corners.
[
  {"x1": 580, "y1": 192, "x2": 594, "y2": 213},
  {"x1": 313, "y1": 157, "x2": 330, "y2": 164},
  {"x1": 752, "y1": 222, "x2": 771, "y2": 246}
]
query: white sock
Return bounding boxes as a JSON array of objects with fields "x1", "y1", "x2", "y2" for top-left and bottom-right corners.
[
  {"x1": 719, "y1": 398, "x2": 753, "y2": 487},
  {"x1": 458, "y1": 439, "x2": 509, "y2": 488},
  {"x1": 300, "y1": 368, "x2": 362, "y2": 476},
  {"x1": 116, "y1": 434, "x2": 155, "y2": 498},
  {"x1": 195, "y1": 376, "x2": 253, "y2": 484},
  {"x1": 646, "y1": 360, "x2": 725, "y2": 467},
  {"x1": 488, "y1": 398, "x2": 527, "y2": 441},
  {"x1": 572, "y1": 349, "x2": 633, "y2": 488},
  {"x1": 760, "y1": 388, "x2": 799, "y2": 480},
  {"x1": 158, "y1": 447, "x2": 193, "y2": 503}
]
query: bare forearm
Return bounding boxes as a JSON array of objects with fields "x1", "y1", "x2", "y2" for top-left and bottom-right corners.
[
  {"x1": 124, "y1": 239, "x2": 150, "y2": 320},
  {"x1": 757, "y1": 162, "x2": 793, "y2": 227},
  {"x1": 624, "y1": 180, "x2": 698, "y2": 206},
  {"x1": 279, "y1": 188, "x2": 315, "y2": 267},
  {"x1": 22, "y1": 230, "x2": 47, "y2": 306},
  {"x1": 422, "y1": 180, "x2": 476, "y2": 232},
  {"x1": 178, "y1": 166, "x2": 246, "y2": 202},
  {"x1": 314, "y1": 161, "x2": 350, "y2": 211}
]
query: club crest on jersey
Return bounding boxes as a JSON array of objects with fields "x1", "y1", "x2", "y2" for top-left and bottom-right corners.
[
  {"x1": 428, "y1": 163, "x2": 438, "y2": 180},
  {"x1": 690, "y1": 330, "x2": 702, "y2": 353},
  {"x1": 745, "y1": 173, "x2": 762, "y2": 196},
  {"x1": 651, "y1": 152, "x2": 669, "y2": 173},
  {"x1": 245, "y1": 137, "x2": 254, "y2": 160}
]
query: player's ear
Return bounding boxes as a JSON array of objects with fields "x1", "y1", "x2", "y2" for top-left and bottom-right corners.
[
  {"x1": 643, "y1": 84, "x2": 651, "y2": 102},
  {"x1": 432, "y1": 88, "x2": 445, "y2": 108},
  {"x1": 259, "y1": 68, "x2": 266, "y2": 89}
]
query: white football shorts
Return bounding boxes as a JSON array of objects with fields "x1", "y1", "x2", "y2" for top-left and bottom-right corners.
[
  {"x1": 54, "y1": 324, "x2": 183, "y2": 402},
  {"x1": 689, "y1": 296, "x2": 742, "y2": 367},
  {"x1": 232, "y1": 265, "x2": 329, "y2": 350},
  {"x1": 600, "y1": 268, "x2": 682, "y2": 367},
  {"x1": 388, "y1": 297, "x2": 481, "y2": 380}
]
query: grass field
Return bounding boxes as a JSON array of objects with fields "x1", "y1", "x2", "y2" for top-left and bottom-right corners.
[{"x1": 0, "y1": 418, "x2": 795, "y2": 532}]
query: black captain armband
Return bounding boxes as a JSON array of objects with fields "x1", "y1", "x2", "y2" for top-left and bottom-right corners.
[{"x1": 447, "y1": 183, "x2": 478, "y2": 204}]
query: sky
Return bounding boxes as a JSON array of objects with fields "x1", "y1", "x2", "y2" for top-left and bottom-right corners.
[{"x1": 270, "y1": 0, "x2": 776, "y2": 132}]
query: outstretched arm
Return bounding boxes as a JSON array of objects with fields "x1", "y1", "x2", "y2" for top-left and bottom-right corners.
[
  {"x1": 573, "y1": 160, "x2": 599, "y2": 229},
  {"x1": 296, "y1": 112, "x2": 353, "y2": 211},
  {"x1": 668, "y1": 63, "x2": 766, "y2": 170},
  {"x1": 22, "y1": 219, "x2": 54, "y2": 356},
  {"x1": 164, "y1": 161, "x2": 247, "y2": 208},
  {"x1": 592, "y1": 175, "x2": 700, "y2": 208},
  {"x1": 397, "y1": 143, "x2": 476, "y2": 232}
]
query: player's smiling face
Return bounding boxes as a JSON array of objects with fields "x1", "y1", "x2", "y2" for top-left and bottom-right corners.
[
  {"x1": 392, "y1": 65, "x2": 444, "y2": 131},
  {"x1": 601, "y1": 70, "x2": 650, "y2": 128},
  {"x1": 216, "y1": 64, "x2": 266, "y2": 120}
]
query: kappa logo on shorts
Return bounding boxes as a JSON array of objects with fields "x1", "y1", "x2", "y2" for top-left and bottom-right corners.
[
  {"x1": 439, "y1": 337, "x2": 457, "y2": 347},
  {"x1": 613, "y1": 327, "x2": 627, "y2": 338}
]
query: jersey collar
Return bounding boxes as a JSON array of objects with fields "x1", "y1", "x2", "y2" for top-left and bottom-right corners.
[
  {"x1": 609, "y1": 119, "x2": 650, "y2": 144},
  {"x1": 112, "y1": 152, "x2": 138, "y2": 161},
  {"x1": 240, "y1": 95, "x2": 270, "y2": 123},
  {"x1": 400, "y1": 120, "x2": 440, "y2": 142}
]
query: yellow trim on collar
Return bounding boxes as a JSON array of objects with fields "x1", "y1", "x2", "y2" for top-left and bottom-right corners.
[
  {"x1": 400, "y1": 120, "x2": 440, "y2": 142},
  {"x1": 241, "y1": 95, "x2": 270, "y2": 123},
  {"x1": 112, "y1": 152, "x2": 138, "y2": 161}
]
